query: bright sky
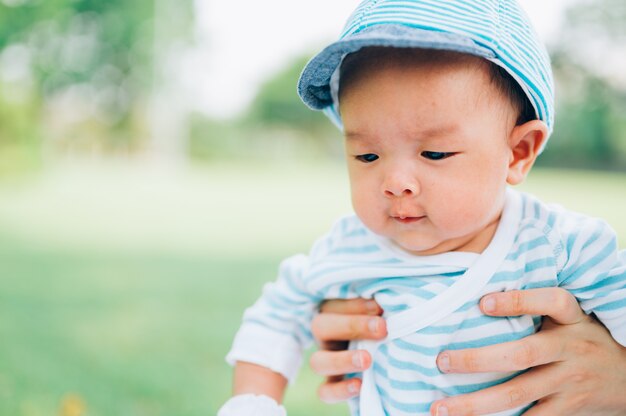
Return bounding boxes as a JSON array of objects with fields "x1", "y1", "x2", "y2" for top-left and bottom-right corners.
[{"x1": 185, "y1": 0, "x2": 569, "y2": 119}]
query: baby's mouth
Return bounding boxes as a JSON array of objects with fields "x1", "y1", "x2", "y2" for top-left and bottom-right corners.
[{"x1": 392, "y1": 215, "x2": 425, "y2": 224}]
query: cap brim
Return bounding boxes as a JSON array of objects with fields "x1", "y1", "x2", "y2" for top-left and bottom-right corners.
[{"x1": 297, "y1": 24, "x2": 496, "y2": 116}]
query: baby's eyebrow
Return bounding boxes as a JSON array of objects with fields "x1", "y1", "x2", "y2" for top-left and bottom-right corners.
[
  {"x1": 344, "y1": 131, "x2": 368, "y2": 141},
  {"x1": 419, "y1": 123, "x2": 461, "y2": 139},
  {"x1": 344, "y1": 124, "x2": 462, "y2": 142}
]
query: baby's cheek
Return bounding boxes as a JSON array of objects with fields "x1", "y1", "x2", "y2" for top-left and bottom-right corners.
[
  {"x1": 436, "y1": 200, "x2": 482, "y2": 233},
  {"x1": 352, "y1": 194, "x2": 376, "y2": 221},
  {"x1": 357, "y1": 205, "x2": 382, "y2": 229}
]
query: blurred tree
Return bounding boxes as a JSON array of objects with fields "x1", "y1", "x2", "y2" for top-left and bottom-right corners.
[
  {"x1": 187, "y1": 55, "x2": 343, "y2": 163},
  {"x1": 0, "y1": 0, "x2": 193, "y2": 172},
  {"x1": 0, "y1": 0, "x2": 154, "y2": 95},
  {"x1": 539, "y1": 0, "x2": 626, "y2": 170},
  {"x1": 245, "y1": 56, "x2": 336, "y2": 136}
]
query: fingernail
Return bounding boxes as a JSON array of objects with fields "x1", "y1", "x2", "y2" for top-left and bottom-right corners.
[
  {"x1": 438, "y1": 353, "x2": 450, "y2": 373},
  {"x1": 483, "y1": 295, "x2": 496, "y2": 313},
  {"x1": 365, "y1": 299, "x2": 379, "y2": 314},
  {"x1": 436, "y1": 404, "x2": 449, "y2": 416},
  {"x1": 352, "y1": 352, "x2": 364, "y2": 369},
  {"x1": 347, "y1": 380, "x2": 359, "y2": 395},
  {"x1": 368, "y1": 318, "x2": 380, "y2": 334}
]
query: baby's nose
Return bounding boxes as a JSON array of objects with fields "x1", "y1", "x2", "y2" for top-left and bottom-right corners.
[
  {"x1": 384, "y1": 187, "x2": 414, "y2": 198},
  {"x1": 383, "y1": 172, "x2": 419, "y2": 197}
]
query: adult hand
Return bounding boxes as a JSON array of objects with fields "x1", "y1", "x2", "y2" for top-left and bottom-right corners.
[
  {"x1": 310, "y1": 298, "x2": 387, "y2": 403},
  {"x1": 430, "y1": 287, "x2": 626, "y2": 416},
  {"x1": 309, "y1": 289, "x2": 626, "y2": 415}
]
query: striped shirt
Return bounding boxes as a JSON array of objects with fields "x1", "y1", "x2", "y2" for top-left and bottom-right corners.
[{"x1": 227, "y1": 190, "x2": 626, "y2": 415}]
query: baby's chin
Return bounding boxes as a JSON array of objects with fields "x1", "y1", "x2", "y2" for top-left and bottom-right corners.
[
  {"x1": 391, "y1": 229, "x2": 475, "y2": 256},
  {"x1": 386, "y1": 234, "x2": 445, "y2": 256},
  {"x1": 359, "y1": 219, "x2": 452, "y2": 255},
  {"x1": 395, "y1": 242, "x2": 446, "y2": 256}
]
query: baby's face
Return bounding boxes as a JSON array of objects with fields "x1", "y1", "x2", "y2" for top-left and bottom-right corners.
[{"x1": 341, "y1": 59, "x2": 517, "y2": 255}]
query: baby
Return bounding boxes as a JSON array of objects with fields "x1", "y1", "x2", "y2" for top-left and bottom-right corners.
[{"x1": 219, "y1": 1, "x2": 626, "y2": 415}]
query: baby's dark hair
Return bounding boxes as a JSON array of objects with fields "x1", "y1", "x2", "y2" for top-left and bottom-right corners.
[
  {"x1": 489, "y1": 64, "x2": 536, "y2": 125},
  {"x1": 339, "y1": 47, "x2": 536, "y2": 126}
]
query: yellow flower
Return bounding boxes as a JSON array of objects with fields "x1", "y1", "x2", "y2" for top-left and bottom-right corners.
[{"x1": 59, "y1": 393, "x2": 86, "y2": 416}]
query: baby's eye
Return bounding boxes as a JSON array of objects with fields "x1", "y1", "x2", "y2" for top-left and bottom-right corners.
[
  {"x1": 355, "y1": 153, "x2": 379, "y2": 163},
  {"x1": 421, "y1": 151, "x2": 455, "y2": 161}
]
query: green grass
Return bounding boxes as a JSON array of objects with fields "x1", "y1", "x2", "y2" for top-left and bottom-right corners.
[
  {"x1": 0, "y1": 163, "x2": 624, "y2": 415},
  {"x1": 0, "y1": 240, "x2": 347, "y2": 415}
]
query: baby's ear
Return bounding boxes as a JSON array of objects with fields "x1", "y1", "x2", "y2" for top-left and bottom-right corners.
[{"x1": 506, "y1": 120, "x2": 549, "y2": 185}]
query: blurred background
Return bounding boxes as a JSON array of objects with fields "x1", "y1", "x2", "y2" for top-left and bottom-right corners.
[{"x1": 0, "y1": 0, "x2": 624, "y2": 415}]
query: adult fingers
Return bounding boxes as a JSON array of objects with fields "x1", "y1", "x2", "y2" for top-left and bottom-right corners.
[
  {"x1": 437, "y1": 330, "x2": 564, "y2": 374},
  {"x1": 319, "y1": 298, "x2": 384, "y2": 316},
  {"x1": 311, "y1": 313, "x2": 387, "y2": 342},
  {"x1": 318, "y1": 377, "x2": 362, "y2": 404},
  {"x1": 430, "y1": 365, "x2": 561, "y2": 416},
  {"x1": 309, "y1": 350, "x2": 372, "y2": 377},
  {"x1": 479, "y1": 288, "x2": 585, "y2": 325},
  {"x1": 522, "y1": 399, "x2": 565, "y2": 416}
]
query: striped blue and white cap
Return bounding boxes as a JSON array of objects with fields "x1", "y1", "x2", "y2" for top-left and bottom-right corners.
[{"x1": 297, "y1": 0, "x2": 554, "y2": 136}]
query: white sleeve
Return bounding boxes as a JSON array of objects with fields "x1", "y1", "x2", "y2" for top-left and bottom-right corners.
[
  {"x1": 218, "y1": 394, "x2": 286, "y2": 416},
  {"x1": 226, "y1": 254, "x2": 322, "y2": 383},
  {"x1": 557, "y1": 218, "x2": 626, "y2": 346}
]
